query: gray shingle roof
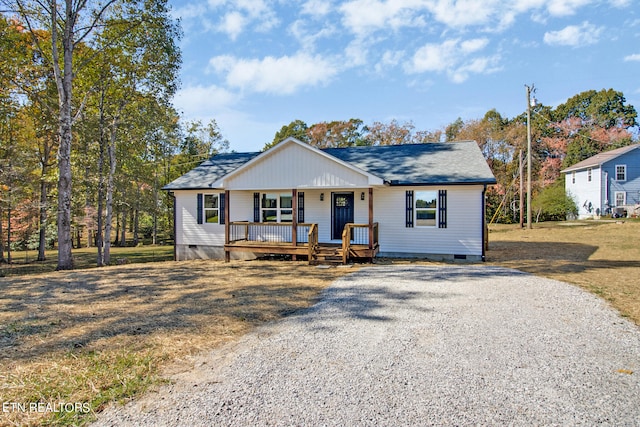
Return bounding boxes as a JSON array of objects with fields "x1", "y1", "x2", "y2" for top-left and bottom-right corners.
[
  {"x1": 163, "y1": 140, "x2": 496, "y2": 190},
  {"x1": 324, "y1": 141, "x2": 496, "y2": 185},
  {"x1": 162, "y1": 152, "x2": 260, "y2": 190},
  {"x1": 561, "y1": 144, "x2": 640, "y2": 173}
]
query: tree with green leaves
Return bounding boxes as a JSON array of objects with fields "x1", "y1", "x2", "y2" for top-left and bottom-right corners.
[
  {"x1": 3, "y1": 0, "x2": 181, "y2": 270},
  {"x1": 307, "y1": 119, "x2": 367, "y2": 148},
  {"x1": 264, "y1": 119, "x2": 309, "y2": 150},
  {"x1": 554, "y1": 89, "x2": 637, "y2": 168}
]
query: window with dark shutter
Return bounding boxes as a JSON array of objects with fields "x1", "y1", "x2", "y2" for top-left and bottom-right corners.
[
  {"x1": 298, "y1": 192, "x2": 305, "y2": 223},
  {"x1": 219, "y1": 193, "x2": 225, "y2": 225},
  {"x1": 438, "y1": 190, "x2": 447, "y2": 228},
  {"x1": 197, "y1": 193, "x2": 203, "y2": 224},
  {"x1": 253, "y1": 192, "x2": 260, "y2": 222},
  {"x1": 406, "y1": 190, "x2": 414, "y2": 227}
]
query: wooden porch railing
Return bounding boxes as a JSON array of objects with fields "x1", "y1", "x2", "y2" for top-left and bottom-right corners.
[
  {"x1": 226, "y1": 221, "x2": 378, "y2": 264},
  {"x1": 308, "y1": 223, "x2": 319, "y2": 262},
  {"x1": 229, "y1": 222, "x2": 312, "y2": 244},
  {"x1": 341, "y1": 222, "x2": 379, "y2": 264}
]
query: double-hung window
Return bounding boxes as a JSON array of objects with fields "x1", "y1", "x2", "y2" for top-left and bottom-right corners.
[
  {"x1": 261, "y1": 193, "x2": 293, "y2": 222},
  {"x1": 197, "y1": 193, "x2": 224, "y2": 224},
  {"x1": 415, "y1": 191, "x2": 437, "y2": 227},
  {"x1": 616, "y1": 165, "x2": 627, "y2": 181},
  {"x1": 204, "y1": 194, "x2": 219, "y2": 223}
]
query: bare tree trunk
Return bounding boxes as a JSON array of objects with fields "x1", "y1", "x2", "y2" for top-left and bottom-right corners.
[
  {"x1": 53, "y1": 0, "x2": 77, "y2": 271},
  {"x1": 7, "y1": 205, "x2": 12, "y2": 264},
  {"x1": 152, "y1": 164, "x2": 158, "y2": 245},
  {"x1": 0, "y1": 206, "x2": 5, "y2": 263},
  {"x1": 133, "y1": 188, "x2": 140, "y2": 246},
  {"x1": 37, "y1": 177, "x2": 48, "y2": 261},
  {"x1": 103, "y1": 118, "x2": 118, "y2": 264},
  {"x1": 96, "y1": 90, "x2": 106, "y2": 266},
  {"x1": 120, "y1": 205, "x2": 127, "y2": 247}
]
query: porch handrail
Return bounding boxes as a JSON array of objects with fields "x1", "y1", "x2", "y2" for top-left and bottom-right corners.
[
  {"x1": 341, "y1": 225, "x2": 350, "y2": 264},
  {"x1": 342, "y1": 222, "x2": 379, "y2": 264},
  {"x1": 308, "y1": 223, "x2": 318, "y2": 262},
  {"x1": 228, "y1": 222, "x2": 313, "y2": 244}
]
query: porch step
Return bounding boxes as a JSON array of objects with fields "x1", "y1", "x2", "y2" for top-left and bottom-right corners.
[{"x1": 311, "y1": 246, "x2": 344, "y2": 265}]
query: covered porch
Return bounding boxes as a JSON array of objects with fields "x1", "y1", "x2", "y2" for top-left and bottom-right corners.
[{"x1": 223, "y1": 188, "x2": 379, "y2": 264}]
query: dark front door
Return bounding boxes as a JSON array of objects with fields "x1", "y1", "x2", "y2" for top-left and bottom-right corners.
[{"x1": 332, "y1": 192, "x2": 354, "y2": 240}]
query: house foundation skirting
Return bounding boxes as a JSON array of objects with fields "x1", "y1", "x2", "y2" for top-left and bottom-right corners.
[
  {"x1": 176, "y1": 244, "x2": 256, "y2": 261},
  {"x1": 377, "y1": 251, "x2": 483, "y2": 262}
]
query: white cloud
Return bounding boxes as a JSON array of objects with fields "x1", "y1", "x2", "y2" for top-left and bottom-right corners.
[
  {"x1": 545, "y1": 0, "x2": 593, "y2": 17},
  {"x1": 610, "y1": 0, "x2": 631, "y2": 6},
  {"x1": 170, "y1": 2, "x2": 208, "y2": 20},
  {"x1": 624, "y1": 53, "x2": 640, "y2": 62},
  {"x1": 426, "y1": 0, "x2": 499, "y2": 28},
  {"x1": 339, "y1": 0, "x2": 427, "y2": 36},
  {"x1": 173, "y1": 84, "x2": 238, "y2": 118},
  {"x1": 181, "y1": 0, "x2": 278, "y2": 39},
  {"x1": 220, "y1": 12, "x2": 246, "y2": 40},
  {"x1": 409, "y1": 39, "x2": 459, "y2": 72},
  {"x1": 543, "y1": 21, "x2": 603, "y2": 47},
  {"x1": 407, "y1": 38, "x2": 498, "y2": 83},
  {"x1": 289, "y1": 20, "x2": 336, "y2": 51},
  {"x1": 375, "y1": 50, "x2": 406, "y2": 73},
  {"x1": 208, "y1": 53, "x2": 340, "y2": 95},
  {"x1": 301, "y1": 0, "x2": 333, "y2": 16}
]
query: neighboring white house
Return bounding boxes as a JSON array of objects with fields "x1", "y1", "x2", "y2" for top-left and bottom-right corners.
[
  {"x1": 562, "y1": 144, "x2": 640, "y2": 219},
  {"x1": 163, "y1": 138, "x2": 496, "y2": 263}
]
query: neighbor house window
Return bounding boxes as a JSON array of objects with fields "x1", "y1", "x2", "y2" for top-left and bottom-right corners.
[
  {"x1": 204, "y1": 194, "x2": 219, "y2": 223},
  {"x1": 261, "y1": 192, "x2": 292, "y2": 222},
  {"x1": 571, "y1": 171, "x2": 575, "y2": 184},
  {"x1": 587, "y1": 168, "x2": 592, "y2": 182},
  {"x1": 615, "y1": 192, "x2": 626, "y2": 206},
  {"x1": 615, "y1": 165, "x2": 626, "y2": 181},
  {"x1": 415, "y1": 191, "x2": 437, "y2": 227}
]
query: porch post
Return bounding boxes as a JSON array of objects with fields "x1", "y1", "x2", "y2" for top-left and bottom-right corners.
[
  {"x1": 291, "y1": 189, "x2": 298, "y2": 260},
  {"x1": 368, "y1": 188, "x2": 374, "y2": 251},
  {"x1": 224, "y1": 190, "x2": 230, "y2": 262}
]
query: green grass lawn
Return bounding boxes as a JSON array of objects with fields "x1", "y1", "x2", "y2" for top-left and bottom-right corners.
[{"x1": 1, "y1": 245, "x2": 174, "y2": 277}]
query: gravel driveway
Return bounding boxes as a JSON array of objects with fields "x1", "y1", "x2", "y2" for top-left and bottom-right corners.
[{"x1": 94, "y1": 265, "x2": 640, "y2": 426}]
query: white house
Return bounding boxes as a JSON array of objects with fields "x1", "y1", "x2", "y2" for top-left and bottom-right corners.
[
  {"x1": 562, "y1": 144, "x2": 640, "y2": 219},
  {"x1": 163, "y1": 138, "x2": 496, "y2": 263}
]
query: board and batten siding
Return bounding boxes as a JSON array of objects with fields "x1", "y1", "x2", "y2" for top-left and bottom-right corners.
[
  {"x1": 224, "y1": 142, "x2": 371, "y2": 190},
  {"x1": 374, "y1": 185, "x2": 485, "y2": 257}
]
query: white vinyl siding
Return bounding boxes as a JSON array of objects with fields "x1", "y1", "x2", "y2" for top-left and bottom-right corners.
[
  {"x1": 175, "y1": 186, "x2": 484, "y2": 257},
  {"x1": 565, "y1": 167, "x2": 603, "y2": 219},
  {"x1": 374, "y1": 186, "x2": 484, "y2": 256},
  {"x1": 175, "y1": 190, "x2": 253, "y2": 247}
]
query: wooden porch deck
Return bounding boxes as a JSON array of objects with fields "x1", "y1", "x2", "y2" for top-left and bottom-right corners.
[{"x1": 224, "y1": 222, "x2": 379, "y2": 264}]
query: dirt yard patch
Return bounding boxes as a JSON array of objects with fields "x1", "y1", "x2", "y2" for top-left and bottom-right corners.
[
  {"x1": 486, "y1": 220, "x2": 640, "y2": 325},
  {"x1": 0, "y1": 260, "x2": 353, "y2": 426}
]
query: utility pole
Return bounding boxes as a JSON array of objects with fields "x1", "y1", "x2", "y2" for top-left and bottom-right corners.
[
  {"x1": 519, "y1": 150, "x2": 524, "y2": 228},
  {"x1": 525, "y1": 84, "x2": 536, "y2": 230}
]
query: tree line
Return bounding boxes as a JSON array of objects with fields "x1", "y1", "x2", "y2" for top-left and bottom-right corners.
[
  {"x1": 267, "y1": 89, "x2": 638, "y2": 223},
  {"x1": 0, "y1": 3, "x2": 227, "y2": 268},
  {"x1": 1, "y1": 0, "x2": 637, "y2": 269}
]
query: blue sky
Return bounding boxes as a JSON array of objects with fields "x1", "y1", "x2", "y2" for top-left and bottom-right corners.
[{"x1": 168, "y1": 0, "x2": 639, "y2": 153}]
